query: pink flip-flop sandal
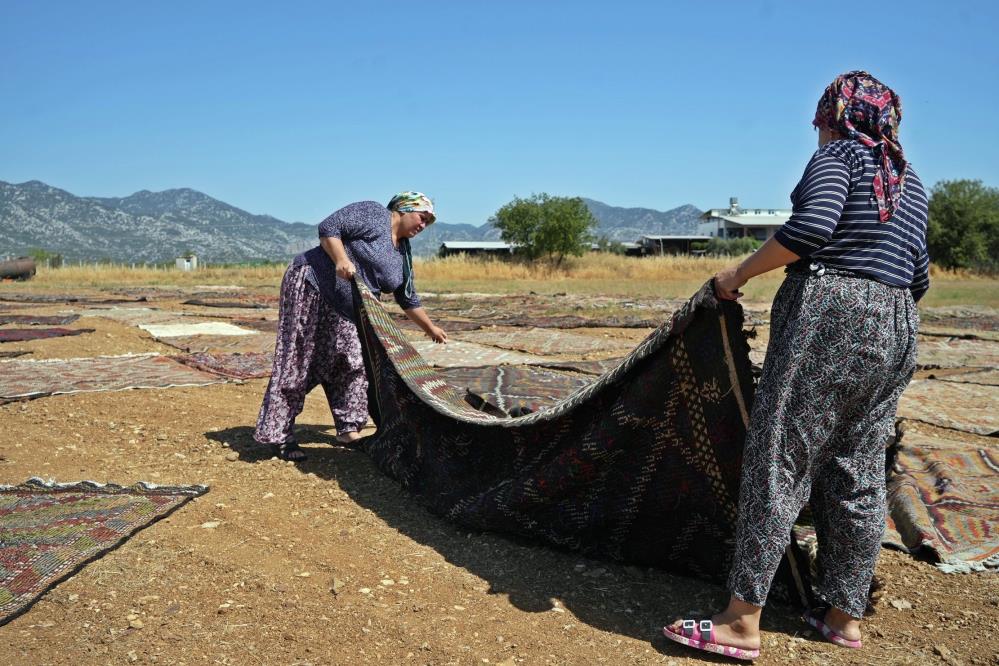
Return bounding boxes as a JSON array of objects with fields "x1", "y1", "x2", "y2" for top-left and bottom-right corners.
[
  {"x1": 662, "y1": 619, "x2": 760, "y2": 661},
  {"x1": 802, "y1": 608, "x2": 862, "y2": 649}
]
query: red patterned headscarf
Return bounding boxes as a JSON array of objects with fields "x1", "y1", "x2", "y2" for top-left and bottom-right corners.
[{"x1": 813, "y1": 70, "x2": 907, "y2": 222}]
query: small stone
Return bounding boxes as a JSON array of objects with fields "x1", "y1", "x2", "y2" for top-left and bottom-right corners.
[
  {"x1": 138, "y1": 595, "x2": 159, "y2": 604},
  {"x1": 262, "y1": 492, "x2": 274, "y2": 499},
  {"x1": 127, "y1": 651, "x2": 138, "y2": 662},
  {"x1": 200, "y1": 521, "x2": 222, "y2": 529},
  {"x1": 68, "y1": 594, "x2": 79, "y2": 602},
  {"x1": 330, "y1": 578, "x2": 346, "y2": 596},
  {"x1": 359, "y1": 588, "x2": 371, "y2": 594},
  {"x1": 129, "y1": 618, "x2": 144, "y2": 629},
  {"x1": 381, "y1": 579, "x2": 395, "y2": 586},
  {"x1": 225, "y1": 452, "x2": 239, "y2": 462},
  {"x1": 453, "y1": 605, "x2": 465, "y2": 611},
  {"x1": 296, "y1": 572, "x2": 311, "y2": 578},
  {"x1": 889, "y1": 598, "x2": 913, "y2": 610},
  {"x1": 934, "y1": 645, "x2": 952, "y2": 658}
]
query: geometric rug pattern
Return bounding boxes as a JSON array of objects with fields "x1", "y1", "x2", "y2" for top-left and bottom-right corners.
[
  {"x1": 885, "y1": 430, "x2": 999, "y2": 572},
  {"x1": 0, "y1": 478, "x2": 208, "y2": 625},
  {"x1": 0, "y1": 353, "x2": 224, "y2": 402}
]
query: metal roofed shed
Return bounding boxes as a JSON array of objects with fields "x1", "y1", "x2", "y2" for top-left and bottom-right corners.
[
  {"x1": 697, "y1": 196, "x2": 791, "y2": 241},
  {"x1": 438, "y1": 241, "x2": 516, "y2": 258},
  {"x1": 638, "y1": 235, "x2": 710, "y2": 256}
]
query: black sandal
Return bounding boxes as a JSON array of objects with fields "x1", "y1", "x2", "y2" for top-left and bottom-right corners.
[{"x1": 270, "y1": 441, "x2": 307, "y2": 462}]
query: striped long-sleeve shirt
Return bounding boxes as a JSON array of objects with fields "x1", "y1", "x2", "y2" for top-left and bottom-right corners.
[{"x1": 774, "y1": 139, "x2": 930, "y2": 301}]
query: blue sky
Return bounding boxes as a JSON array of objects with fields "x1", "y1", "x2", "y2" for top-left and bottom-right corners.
[{"x1": 2, "y1": 1, "x2": 996, "y2": 226}]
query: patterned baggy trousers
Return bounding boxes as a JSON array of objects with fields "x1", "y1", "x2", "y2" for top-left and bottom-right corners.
[
  {"x1": 727, "y1": 268, "x2": 918, "y2": 618},
  {"x1": 254, "y1": 264, "x2": 369, "y2": 445}
]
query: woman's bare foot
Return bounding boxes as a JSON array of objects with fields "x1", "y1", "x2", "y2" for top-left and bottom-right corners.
[{"x1": 824, "y1": 607, "x2": 862, "y2": 642}]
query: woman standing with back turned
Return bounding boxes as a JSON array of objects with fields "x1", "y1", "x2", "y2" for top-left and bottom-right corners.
[{"x1": 663, "y1": 71, "x2": 929, "y2": 660}]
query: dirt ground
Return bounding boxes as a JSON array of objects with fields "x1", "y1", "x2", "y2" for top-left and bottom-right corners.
[{"x1": 1, "y1": 288, "x2": 997, "y2": 666}]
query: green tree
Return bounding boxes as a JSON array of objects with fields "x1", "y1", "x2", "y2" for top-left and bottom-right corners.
[
  {"x1": 491, "y1": 194, "x2": 597, "y2": 267},
  {"x1": 927, "y1": 179, "x2": 999, "y2": 271}
]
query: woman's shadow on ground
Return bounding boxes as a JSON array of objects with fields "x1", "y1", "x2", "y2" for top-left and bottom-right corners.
[{"x1": 207, "y1": 424, "x2": 816, "y2": 659}]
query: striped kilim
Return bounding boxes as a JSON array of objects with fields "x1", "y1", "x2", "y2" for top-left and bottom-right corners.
[
  {"x1": 0, "y1": 478, "x2": 207, "y2": 625},
  {"x1": 885, "y1": 429, "x2": 999, "y2": 572},
  {"x1": 354, "y1": 279, "x2": 815, "y2": 604}
]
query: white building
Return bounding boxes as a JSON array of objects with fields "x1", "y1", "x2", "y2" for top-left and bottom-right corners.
[
  {"x1": 697, "y1": 197, "x2": 791, "y2": 241},
  {"x1": 438, "y1": 241, "x2": 515, "y2": 257},
  {"x1": 176, "y1": 254, "x2": 198, "y2": 271}
]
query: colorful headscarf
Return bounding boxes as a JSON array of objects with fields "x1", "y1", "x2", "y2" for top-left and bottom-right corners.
[
  {"x1": 387, "y1": 191, "x2": 436, "y2": 223},
  {"x1": 387, "y1": 191, "x2": 435, "y2": 299},
  {"x1": 813, "y1": 71, "x2": 907, "y2": 222}
]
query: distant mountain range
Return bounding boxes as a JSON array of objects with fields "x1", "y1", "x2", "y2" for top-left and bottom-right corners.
[{"x1": 0, "y1": 180, "x2": 703, "y2": 262}]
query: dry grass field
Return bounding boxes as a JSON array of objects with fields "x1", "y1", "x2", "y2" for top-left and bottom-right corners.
[
  {"x1": 28, "y1": 254, "x2": 999, "y2": 309},
  {"x1": 2, "y1": 256, "x2": 997, "y2": 665}
]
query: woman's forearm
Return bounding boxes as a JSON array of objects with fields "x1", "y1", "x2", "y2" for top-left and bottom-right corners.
[
  {"x1": 404, "y1": 306, "x2": 434, "y2": 333},
  {"x1": 320, "y1": 237, "x2": 350, "y2": 265},
  {"x1": 736, "y1": 238, "x2": 800, "y2": 281}
]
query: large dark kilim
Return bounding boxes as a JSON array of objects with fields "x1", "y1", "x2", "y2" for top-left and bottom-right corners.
[
  {"x1": 354, "y1": 279, "x2": 814, "y2": 604},
  {"x1": 0, "y1": 327, "x2": 94, "y2": 343},
  {"x1": 0, "y1": 478, "x2": 207, "y2": 625}
]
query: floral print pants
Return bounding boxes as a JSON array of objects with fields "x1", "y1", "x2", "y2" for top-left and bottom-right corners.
[
  {"x1": 727, "y1": 268, "x2": 918, "y2": 618},
  {"x1": 254, "y1": 264, "x2": 368, "y2": 445}
]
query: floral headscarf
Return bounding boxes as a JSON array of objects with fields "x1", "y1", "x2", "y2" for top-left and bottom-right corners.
[
  {"x1": 813, "y1": 71, "x2": 907, "y2": 222},
  {"x1": 387, "y1": 191, "x2": 436, "y2": 223},
  {"x1": 387, "y1": 191, "x2": 435, "y2": 299}
]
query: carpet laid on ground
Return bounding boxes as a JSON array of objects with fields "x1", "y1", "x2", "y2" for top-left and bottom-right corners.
[
  {"x1": 897, "y1": 379, "x2": 999, "y2": 436},
  {"x1": 0, "y1": 353, "x2": 224, "y2": 402},
  {"x1": 0, "y1": 478, "x2": 207, "y2": 625},
  {"x1": 354, "y1": 278, "x2": 815, "y2": 606},
  {"x1": 408, "y1": 339, "x2": 552, "y2": 368},
  {"x1": 154, "y1": 333, "x2": 276, "y2": 355},
  {"x1": 171, "y1": 352, "x2": 274, "y2": 379},
  {"x1": 455, "y1": 327, "x2": 635, "y2": 356},
  {"x1": 536, "y1": 358, "x2": 626, "y2": 375},
  {"x1": 439, "y1": 365, "x2": 594, "y2": 414},
  {"x1": 916, "y1": 337, "x2": 999, "y2": 369},
  {"x1": 138, "y1": 322, "x2": 259, "y2": 337},
  {"x1": 934, "y1": 368, "x2": 999, "y2": 386},
  {"x1": 0, "y1": 314, "x2": 80, "y2": 326},
  {"x1": 0, "y1": 328, "x2": 94, "y2": 343},
  {"x1": 487, "y1": 314, "x2": 660, "y2": 329},
  {"x1": 885, "y1": 429, "x2": 999, "y2": 572}
]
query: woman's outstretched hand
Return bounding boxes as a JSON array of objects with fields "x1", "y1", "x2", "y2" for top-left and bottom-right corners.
[
  {"x1": 714, "y1": 265, "x2": 747, "y2": 300},
  {"x1": 427, "y1": 325, "x2": 448, "y2": 344},
  {"x1": 336, "y1": 260, "x2": 357, "y2": 280}
]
